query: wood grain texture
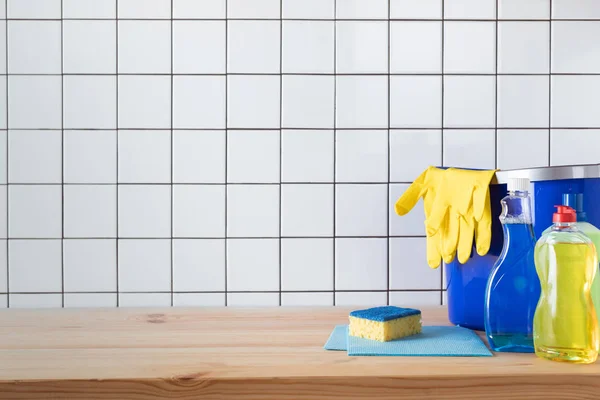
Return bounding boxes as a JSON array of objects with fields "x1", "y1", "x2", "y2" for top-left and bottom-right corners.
[{"x1": 0, "y1": 306, "x2": 599, "y2": 399}]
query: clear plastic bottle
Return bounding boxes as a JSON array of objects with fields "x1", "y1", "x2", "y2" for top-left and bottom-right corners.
[
  {"x1": 484, "y1": 178, "x2": 540, "y2": 352},
  {"x1": 534, "y1": 205, "x2": 599, "y2": 364},
  {"x1": 543, "y1": 193, "x2": 600, "y2": 324}
]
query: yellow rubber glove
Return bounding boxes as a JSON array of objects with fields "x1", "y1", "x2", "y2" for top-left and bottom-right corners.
[
  {"x1": 425, "y1": 168, "x2": 496, "y2": 265},
  {"x1": 395, "y1": 166, "x2": 447, "y2": 269}
]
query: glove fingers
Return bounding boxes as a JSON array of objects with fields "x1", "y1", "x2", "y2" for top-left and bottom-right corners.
[
  {"x1": 426, "y1": 233, "x2": 442, "y2": 269},
  {"x1": 442, "y1": 210, "x2": 459, "y2": 264},
  {"x1": 474, "y1": 189, "x2": 492, "y2": 255},
  {"x1": 395, "y1": 183, "x2": 425, "y2": 216},
  {"x1": 457, "y1": 216, "x2": 475, "y2": 264}
]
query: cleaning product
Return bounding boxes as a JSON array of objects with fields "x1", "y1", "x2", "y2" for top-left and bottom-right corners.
[
  {"x1": 544, "y1": 193, "x2": 600, "y2": 324},
  {"x1": 484, "y1": 178, "x2": 539, "y2": 353},
  {"x1": 349, "y1": 306, "x2": 422, "y2": 342},
  {"x1": 533, "y1": 205, "x2": 599, "y2": 363}
]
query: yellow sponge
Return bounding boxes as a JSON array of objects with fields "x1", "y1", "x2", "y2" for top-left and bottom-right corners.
[{"x1": 349, "y1": 306, "x2": 422, "y2": 342}]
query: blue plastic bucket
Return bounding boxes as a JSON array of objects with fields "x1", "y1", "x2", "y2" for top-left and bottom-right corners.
[{"x1": 445, "y1": 164, "x2": 600, "y2": 331}]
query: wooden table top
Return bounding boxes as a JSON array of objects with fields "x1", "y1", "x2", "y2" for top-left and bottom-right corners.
[{"x1": 0, "y1": 306, "x2": 599, "y2": 399}]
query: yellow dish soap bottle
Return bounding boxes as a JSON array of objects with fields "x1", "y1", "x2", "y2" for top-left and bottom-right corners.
[{"x1": 533, "y1": 205, "x2": 599, "y2": 363}]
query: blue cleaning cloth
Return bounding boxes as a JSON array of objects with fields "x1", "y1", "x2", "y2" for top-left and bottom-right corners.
[
  {"x1": 349, "y1": 305, "x2": 420, "y2": 321},
  {"x1": 324, "y1": 325, "x2": 492, "y2": 357},
  {"x1": 323, "y1": 325, "x2": 348, "y2": 351}
]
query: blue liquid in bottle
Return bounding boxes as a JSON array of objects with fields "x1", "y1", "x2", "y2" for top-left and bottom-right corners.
[{"x1": 484, "y1": 178, "x2": 540, "y2": 353}]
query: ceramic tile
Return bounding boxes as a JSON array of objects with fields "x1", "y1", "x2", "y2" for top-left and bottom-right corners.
[
  {"x1": 389, "y1": 184, "x2": 426, "y2": 236},
  {"x1": 336, "y1": 0, "x2": 388, "y2": 19},
  {"x1": 118, "y1": 21, "x2": 170, "y2": 73},
  {"x1": 551, "y1": 75, "x2": 600, "y2": 128},
  {"x1": 281, "y1": 293, "x2": 333, "y2": 306},
  {"x1": 173, "y1": 239, "x2": 225, "y2": 291},
  {"x1": 9, "y1": 240, "x2": 62, "y2": 292},
  {"x1": 443, "y1": 130, "x2": 496, "y2": 170},
  {"x1": 389, "y1": 238, "x2": 442, "y2": 290},
  {"x1": 553, "y1": 0, "x2": 600, "y2": 19},
  {"x1": 63, "y1": 76, "x2": 116, "y2": 129},
  {"x1": 227, "y1": 293, "x2": 279, "y2": 306},
  {"x1": 64, "y1": 294, "x2": 118, "y2": 308},
  {"x1": 281, "y1": 184, "x2": 333, "y2": 237},
  {"x1": 173, "y1": 293, "x2": 226, "y2": 307},
  {"x1": 390, "y1": 0, "x2": 442, "y2": 19},
  {"x1": 444, "y1": 22, "x2": 496, "y2": 73},
  {"x1": 8, "y1": 0, "x2": 60, "y2": 18},
  {"x1": 444, "y1": 0, "x2": 496, "y2": 19},
  {"x1": 118, "y1": 239, "x2": 171, "y2": 292},
  {"x1": 553, "y1": 21, "x2": 600, "y2": 73},
  {"x1": 335, "y1": 238, "x2": 387, "y2": 291},
  {"x1": 0, "y1": 295, "x2": 6, "y2": 308},
  {"x1": 8, "y1": 130, "x2": 62, "y2": 184},
  {"x1": 283, "y1": 0, "x2": 334, "y2": 19},
  {"x1": 497, "y1": 130, "x2": 549, "y2": 170},
  {"x1": 497, "y1": 75, "x2": 549, "y2": 128},
  {"x1": 336, "y1": 22, "x2": 388, "y2": 74},
  {"x1": 227, "y1": 185, "x2": 279, "y2": 237},
  {"x1": 0, "y1": 188, "x2": 5, "y2": 240},
  {"x1": 173, "y1": 0, "x2": 225, "y2": 18},
  {"x1": 63, "y1": 21, "x2": 116, "y2": 74},
  {"x1": 444, "y1": 76, "x2": 495, "y2": 128},
  {"x1": 63, "y1": 239, "x2": 117, "y2": 292},
  {"x1": 227, "y1": 239, "x2": 279, "y2": 291},
  {"x1": 227, "y1": 21, "x2": 280, "y2": 73},
  {"x1": 335, "y1": 291, "x2": 388, "y2": 306},
  {"x1": 173, "y1": 76, "x2": 226, "y2": 129},
  {"x1": 9, "y1": 294, "x2": 62, "y2": 309},
  {"x1": 390, "y1": 76, "x2": 442, "y2": 128},
  {"x1": 119, "y1": 293, "x2": 172, "y2": 307},
  {"x1": 118, "y1": 185, "x2": 171, "y2": 238},
  {"x1": 118, "y1": 76, "x2": 171, "y2": 129},
  {"x1": 64, "y1": 131, "x2": 116, "y2": 184},
  {"x1": 281, "y1": 238, "x2": 333, "y2": 291},
  {"x1": 8, "y1": 76, "x2": 61, "y2": 129},
  {"x1": 8, "y1": 21, "x2": 60, "y2": 74},
  {"x1": 498, "y1": 0, "x2": 549, "y2": 19},
  {"x1": 227, "y1": 130, "x2": 280, "y2": 183},
  {"x1": 0, "y1": 131, "x2": 5, "y2": 184},
  {"x1": 118, "y1": 0, "x2": 171, "y2": 18},
  {"x1": 390, "y1": 22, "x2": 442, "y2": 74},
  {"x1": 64, "y1": 186, "x2": 117, "y2": 238},
  {"x1": 63, "y1": 0, "x2": 116, "y2": 18},
  {"x1": 173, "y1": 21, "x2": 225, "y2": 74},
  {"x1": 389, "y1": 130, "x2": 442, "y2": 182},
  {"x1": 551, "y1": 130, "x2": 600, "y2": 166},
  {"x1": 336, "y1": 184, "x2": 387, "y2": 237},
  {"x1": 227, "y1": 75, "x2": 280, "y2": 129},
  {"x1": 0, "y1": 242, "x2": 4, "y2": 293},
  {"x1": 172, "y1": 185, "x2": 225, "y2": 238},
  {"x1": 9, "y1": 185, "x2": 62, "y2": 238},
  {"x1": 282, "y1": 21, "x2": 334, "y2": 73},
  {"x1": 118, "y1": 130, "x2": 171, "y2": 183},
  {"x1": 172, "y1": 130, "x2": 226, "y2": 184},
  {"x1": 227, "y1": 0, "x2": 279, "y2": 18},
  {"x1": 282, "y1": 75, "x2": 334, "y2": 129},
  {"x1": 389, "y1": 291, "x2": 441, "y2": 306},
  {"x1": 498, "y1": 22, "x2": 549, "y2": 73},
  {"x1": 281, "y1": 130, "x2": 334, "y2": 183},
  {"x1": 336, "y1": 76, "x2": 388, "y2": 129},
  {"x1": 335, "y1": 130, "x2": 388, "y2": 183}
]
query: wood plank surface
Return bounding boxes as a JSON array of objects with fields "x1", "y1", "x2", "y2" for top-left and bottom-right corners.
[{"x1": 0, "y1": 306, "x2": 599, "y2": 399}]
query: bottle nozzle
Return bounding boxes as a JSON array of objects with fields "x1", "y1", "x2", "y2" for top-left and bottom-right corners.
[{"x1": 553, "y1": 205, "x2": 577, "y2": 223}]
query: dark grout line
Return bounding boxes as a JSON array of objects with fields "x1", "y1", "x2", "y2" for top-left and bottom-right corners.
[
  {"x1": 115, "y1": 0, "x2": 120, "y2": 307},
  {"x1": 386, "y1": 0, "x2": 391, "y2": 306},
  {"x1": 494, "y1": 0, "x2": 499, "y2": 170},
  {"x1": 548, "y1": 2, "x2": 553, "y2": 166},
  {"x1": 440, "y1": 0, "x2": 445, "y2": 306},
  {"x1": 332, "y1": 0, "x2": 337, "y2": 306},
  {"x1": 278, "y1": 0, "x2": 283, "y2": 307},
  {"x1": 4, "y1": 0, "x2": 8, "y2": 308},
  {"x1": 7, "y1": 17, "x2": 600, "y2": 22},
  {"x1": 60, "y1": 0, "x2": 65, "y2": 308},
  {"x1": 5, "y1": 72, "x2": 600, "y2": 76},
  {"x1": 169, "y1": 0, "x2": 174, "y2": 307},
  {"x1": 223, "y1": 0, "x2": 228, "y2": 306}
]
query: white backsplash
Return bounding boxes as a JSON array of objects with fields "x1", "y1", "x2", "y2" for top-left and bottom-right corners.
[{"x1": 1, "y1": 0, "x2": 600, "y2": 308}]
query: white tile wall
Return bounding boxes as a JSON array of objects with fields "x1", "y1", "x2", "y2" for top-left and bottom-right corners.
[{"x1": 3, "y1": 0, "x2": 599, "y2": 309}]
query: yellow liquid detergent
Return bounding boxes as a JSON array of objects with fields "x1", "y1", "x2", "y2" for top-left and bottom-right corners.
[{"x1": 534, "y1": 241, "x2": 599, "y2": 363}]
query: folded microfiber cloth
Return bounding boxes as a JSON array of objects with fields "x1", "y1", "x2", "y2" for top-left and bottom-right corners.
[{"x1": 324, "y1": 325, "x2": 492, "y2": 357}]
